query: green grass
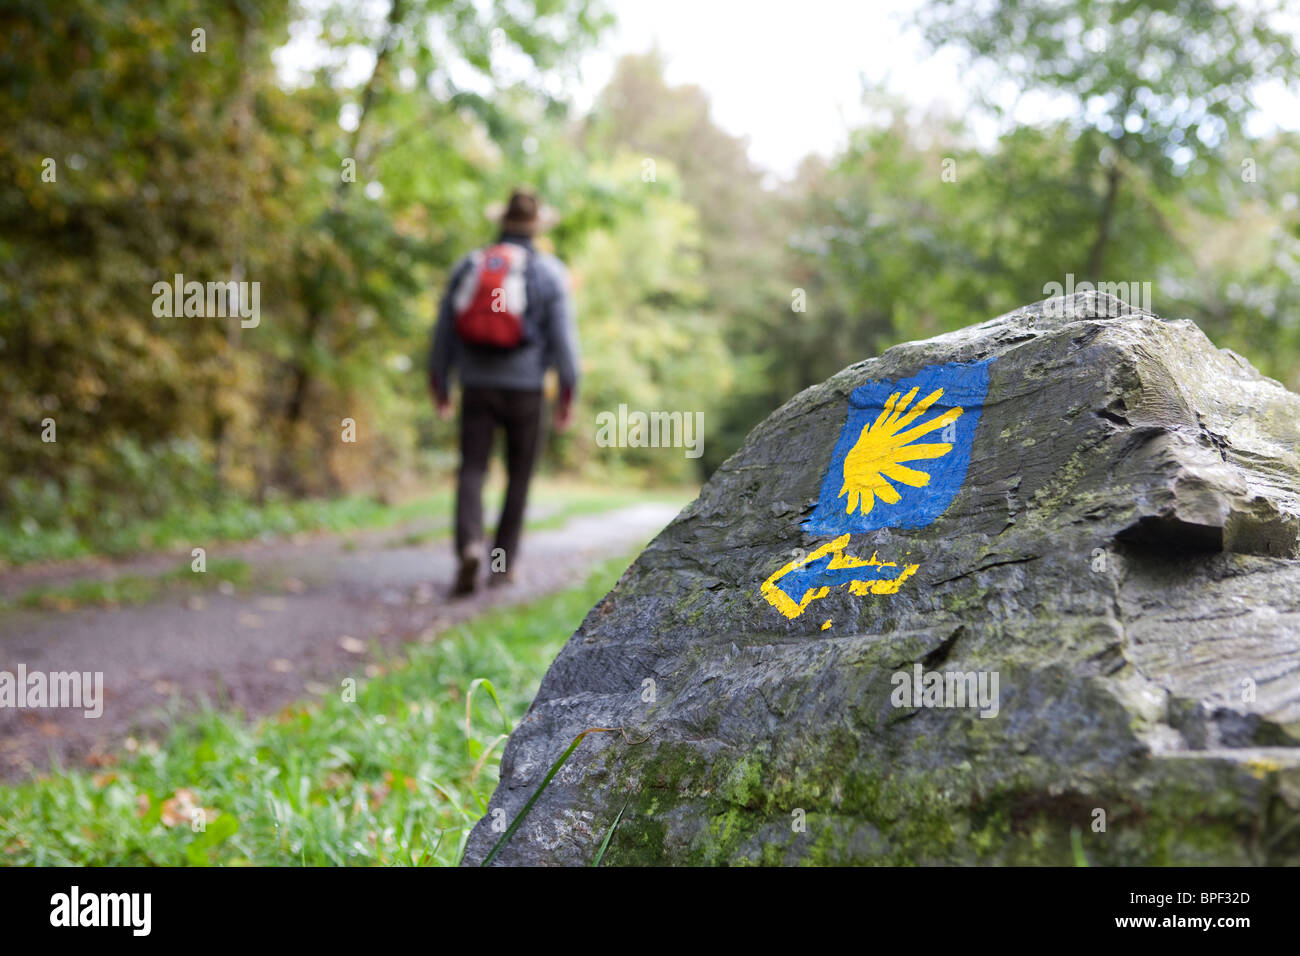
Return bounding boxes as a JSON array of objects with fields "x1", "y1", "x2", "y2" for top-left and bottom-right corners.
[
  {"x1": 0, "y1": 556, "x2": 633, "y2": 866},
  {"x1": 1, "y1": 477, "x2": 694, "y2": 567},
  {"x1": 0, "y1": 481, "x2": 691, "y2": 611},
  {"x1": 1, "y1": 493, "x2": 415, "y2": 567},
  {"x1": 3, "y1": 558, "x2": 254, "y2": 612}
]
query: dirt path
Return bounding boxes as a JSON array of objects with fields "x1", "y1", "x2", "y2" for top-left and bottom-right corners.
[{"x1": 0, "y1": 503, "x2": 681, "y2": 781}]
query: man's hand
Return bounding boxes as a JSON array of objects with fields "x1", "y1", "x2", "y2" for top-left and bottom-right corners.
[
  {"x1": 431, "y1": 386, "x2": 453, "y2": 421},
  {"x1": 553, "y1": 402, "x2": 573, "y2": 433}
]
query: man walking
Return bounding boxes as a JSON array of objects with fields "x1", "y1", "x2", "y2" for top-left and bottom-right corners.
[{"x1": 429, "y1": 188, "x2": 579, "y2": 596}]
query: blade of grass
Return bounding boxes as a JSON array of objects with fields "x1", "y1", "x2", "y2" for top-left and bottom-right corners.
[
  {"x1": 466, "y1": 677, "x2": 512, "y2": 736},
  {"x1": 593, "y1": 797, "x2": 629, "y2": 867},
  {"x1": 469, "y1": 733, "x2": 511, "y2": 784},
  {"x1": 1071, "y1": 827, "x2": 1089, "y2": 867},
  {"x1": 480, "y1": 727, "x2": 616, "y2": 866}
]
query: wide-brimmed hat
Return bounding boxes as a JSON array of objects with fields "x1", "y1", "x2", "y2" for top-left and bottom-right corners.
[{"x1": 485, "y1": 188, "x2": 559, "y2": 236}]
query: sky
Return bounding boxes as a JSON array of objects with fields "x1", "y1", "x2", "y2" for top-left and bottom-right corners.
[{"x1": 574, "y1": 0, "x2": 978, "y2": 177}]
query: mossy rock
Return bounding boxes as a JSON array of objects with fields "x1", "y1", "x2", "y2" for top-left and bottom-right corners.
[{"x1": 464, "y1": 293, "x2": 1300, "y2": 865}]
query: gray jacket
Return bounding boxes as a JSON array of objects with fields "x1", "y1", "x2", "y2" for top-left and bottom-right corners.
[{"x1": 428, "y1": 234, "x2": 580, "y2": 402}]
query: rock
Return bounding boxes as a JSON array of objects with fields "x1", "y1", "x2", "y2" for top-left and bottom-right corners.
[{"x1": 462, "y1": 292, "x2": 1300, "y2": 866}]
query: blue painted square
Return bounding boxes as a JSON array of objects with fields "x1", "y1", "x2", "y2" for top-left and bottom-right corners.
[{"x1": 803, "y1": 358, "x2": 993, "y2": 534}]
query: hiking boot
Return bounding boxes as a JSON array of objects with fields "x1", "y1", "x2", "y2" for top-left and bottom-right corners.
[
  {"x1": 486, "y1": 566, "x2": 516, "y2": 589},
  {"x1": 450, "y1": 542, "x2": 483, "y2": 597}
]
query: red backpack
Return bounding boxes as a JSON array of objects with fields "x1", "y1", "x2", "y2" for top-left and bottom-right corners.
[{"x1": 451, "y1": 243, "x2": 531, "y2": 349}]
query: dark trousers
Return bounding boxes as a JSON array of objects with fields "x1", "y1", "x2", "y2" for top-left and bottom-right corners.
[{"x1": 455, "y1": 386, "x2": 544, "y2": 568}]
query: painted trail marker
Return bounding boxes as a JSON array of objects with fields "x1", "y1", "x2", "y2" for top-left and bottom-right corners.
[{"x1": 764, "y1": 358, "x2": 993, "y2": 621}]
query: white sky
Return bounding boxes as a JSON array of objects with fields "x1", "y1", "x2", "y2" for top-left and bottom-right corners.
[{"x1": 574, "y1": 0, "x2": 979, "y2": 177}]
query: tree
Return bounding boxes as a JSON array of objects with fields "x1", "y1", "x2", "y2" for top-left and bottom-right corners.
[{"x1": 915, "y1": 0, "x2": 1300, "y2": 277}]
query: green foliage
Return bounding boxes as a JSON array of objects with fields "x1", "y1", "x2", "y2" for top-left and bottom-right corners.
[
  {"x1": 557, "y1": 154, "x2": 734, "y2": 481},
  {"x1": 2, "y1": 0, "x2": 1297, "y2": 548},
  {"x1": 0, "y1": 0, "x2": 612, "y2": 537},
  {"x1": 908, "y1": 0, "x2": 1300, "y2": 373},
  {"x1": 917, "y1": 0, "x2": 1298, "y2": 175}
]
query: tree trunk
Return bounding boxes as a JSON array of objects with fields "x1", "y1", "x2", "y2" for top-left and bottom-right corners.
[
  {"x1": 217, "y1": 9, "x2": 254, "y2": 498},
  {"x1": 281, "y1": 0, "x2": 407, "y2": 446},
  {"x1": 1086, "y1": 160, "x2": 1122, "y2": 280}
]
